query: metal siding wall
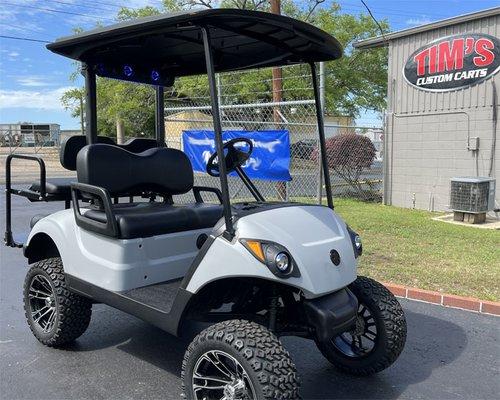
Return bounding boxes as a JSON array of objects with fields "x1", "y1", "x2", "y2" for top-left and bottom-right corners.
[
  {"x1": 386, "y1": 14, "x2": 499, "y2": 211},
  {"x1": 392, "y1": 15, "x2": 498, "y2": 114}
]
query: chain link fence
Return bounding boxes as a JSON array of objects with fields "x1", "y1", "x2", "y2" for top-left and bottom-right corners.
[
  {"x1": 0, "y1": 127, "x2": 73, "y2": 184},
  {"x1": 0, "y1": 126, "x2": 61, "y2": 151},
  {"x1": 165, "y1": 65, "x2": 383, "y2": 204}
]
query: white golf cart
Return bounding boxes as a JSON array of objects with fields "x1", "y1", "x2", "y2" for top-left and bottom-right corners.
[{"x1": 5, "y1": 9, "x2": 406, "y2": 400}]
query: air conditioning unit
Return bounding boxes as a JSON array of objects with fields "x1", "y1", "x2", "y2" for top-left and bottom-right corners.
[{"x1": 450, "y1": 177, "x2": 496, "y2": 214}]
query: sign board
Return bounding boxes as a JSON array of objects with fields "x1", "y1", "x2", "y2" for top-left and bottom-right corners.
[
  {"x1": 23, "y1": 134, "x2": 35, "y2": 145},
  {"x1": 404, "y1": 33, "x2": 500, "y2": 91},
  {"x1": 182, "y1": 130, "x2": 292, "y2": 181}
]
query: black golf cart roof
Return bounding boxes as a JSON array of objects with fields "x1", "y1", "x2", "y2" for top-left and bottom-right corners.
[{"x1": 47, "y1": 8, "x2": 342, "y2": 85}]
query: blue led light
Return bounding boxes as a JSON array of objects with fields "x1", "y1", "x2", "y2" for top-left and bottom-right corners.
[
  {"x1": 123, "y1": 65, "x2": 133, "y2": 77},
  {"x1": 151, "y1": 70, "x2": 160, "y2": 82}
]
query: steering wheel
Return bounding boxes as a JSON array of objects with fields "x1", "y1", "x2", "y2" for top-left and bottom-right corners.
[{"x1": 206, "y1": 137, "x2": 253, "y2": 177}]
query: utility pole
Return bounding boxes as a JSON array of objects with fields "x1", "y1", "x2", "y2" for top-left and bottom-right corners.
[
  {"x1": 271, "y1": 0, "x2": 282, "y2": 111},
  {"x1": 270, "y1": 0, "x2": 287, "y2": 200},
  {"x1": 116, "y1": 119, "x2": 125, "y2": 144}
]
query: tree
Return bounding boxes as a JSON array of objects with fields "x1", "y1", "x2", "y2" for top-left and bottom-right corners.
[
  {"x1": 95, "y1": 79, "x2": 156, "y2": 140},
  {"x1": 312, "y1": 133, "x2": 376, "y2": 197},
  {"x1": 313, "y1": 6, "x2": 389, "y2": 116},
  {"x1": 61, "y1": 87, "x2": 85, "y2": 134},
  {"x1": 175, "y1": 0, "x2": 389, "y2": 117}
]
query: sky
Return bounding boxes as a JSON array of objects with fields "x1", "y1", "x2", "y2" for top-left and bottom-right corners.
[{"x1": 0, "y1": 0, "x2": 499, "y2": 130}]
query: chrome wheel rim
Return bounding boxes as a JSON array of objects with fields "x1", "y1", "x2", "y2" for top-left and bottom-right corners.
[
  {"x1": 332, "y1": 302, "x2": 378, "y2": 358},
  {"x1": 192, "y1": 350, "x2": 256, "y2": 400},
  {"x1": 28, "y1": 274, "x2": 57, "y2": 333}
]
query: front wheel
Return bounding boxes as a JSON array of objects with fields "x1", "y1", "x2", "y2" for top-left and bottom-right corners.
[
  {"x1": 316, "y1": 276, "x2": 407, "y2": 376},
  {"x1": 182, "y1": 320, "x2": 300, "y2": 400}
]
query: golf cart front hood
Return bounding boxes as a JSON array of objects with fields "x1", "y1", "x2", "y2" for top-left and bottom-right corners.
[{"x1": 235, "y1": 205, "x2": 358, "y2": 297}]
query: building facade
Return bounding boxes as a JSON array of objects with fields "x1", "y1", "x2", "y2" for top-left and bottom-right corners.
[{"x1": 355, "y1": 8, "x2": 499, "y2": 211}]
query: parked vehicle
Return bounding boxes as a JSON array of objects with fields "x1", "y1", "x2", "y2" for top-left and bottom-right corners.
[
  {"x1": 290, "y1": 139, "x2": 317, "y2": 160},
  {"x1": 5, "y1": 9, "x2": 406, "y2": 399}
]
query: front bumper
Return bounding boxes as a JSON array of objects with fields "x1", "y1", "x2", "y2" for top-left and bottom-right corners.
[{"x1": 303, "y1": 288, "x2": 358, "y2": 342}]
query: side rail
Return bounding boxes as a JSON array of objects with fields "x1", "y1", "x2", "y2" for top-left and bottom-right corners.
[
  {"x1": 4, "y1": 154, "x2": 46, "y2": 248},
  {"x1": 71, "y1": 183, "x2": 119, "y2": 238}
]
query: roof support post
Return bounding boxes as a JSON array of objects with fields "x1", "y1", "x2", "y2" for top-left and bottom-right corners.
[
  {"x1": 201, "y1": 26, "x2": 234, "y2": 239},
  {"x1": 155, "y1": 86, "x2": 165, "y2": 146},
  {"x1": 82, "y1": 63, "x2": 97, "y2": 144},
  {"x1": 310, "y1": 62, "x2": 334, "y2": 209}
]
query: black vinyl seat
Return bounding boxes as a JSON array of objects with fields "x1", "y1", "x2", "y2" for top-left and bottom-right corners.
[
  {"x1": 84, "y1": 202, "x2": 223, "y2": 239},
  {"x1": 29, "y1": 177, "x2": 74, "y2": 198},
  {"x1": 75, "y1": 143, "x2": 223, "y2": 239}
]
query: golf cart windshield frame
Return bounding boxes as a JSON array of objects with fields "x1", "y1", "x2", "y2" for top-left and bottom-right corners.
[{"x1": 50, "y1": 9, "x2": 340, "y2": 238}]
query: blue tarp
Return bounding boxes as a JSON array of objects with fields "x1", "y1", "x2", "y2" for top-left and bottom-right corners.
[{"x1": 182, "y1": 130, "x2": 292, "y2": 181}]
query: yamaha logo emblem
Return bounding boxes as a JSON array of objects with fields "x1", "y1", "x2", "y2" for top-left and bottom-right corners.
[
  {"x1": 330, "y1": 249, "x2": 341, "y2": 266},
  {"x1": 403, "y1": 33, "x2": 500, "y2": 92}
]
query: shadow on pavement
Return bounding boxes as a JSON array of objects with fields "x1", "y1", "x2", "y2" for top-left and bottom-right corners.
[
  {"x1": 63, "y1": 308, "x2": 189, "y2": 377},
  {"x1": 62, "y1": 305, "x2": 467, "y2": 399},
  {"x1": 294, "y1": 308, "x2": 467, "y2": 399}
]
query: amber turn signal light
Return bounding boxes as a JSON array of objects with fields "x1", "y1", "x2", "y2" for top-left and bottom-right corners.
[{"x1": 241, "y1": 240, "x2": 265, "y2": 262}]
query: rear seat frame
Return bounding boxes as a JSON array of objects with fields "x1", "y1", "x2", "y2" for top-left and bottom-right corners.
[{"x1": 4, "y1": 153, "x2": 59, "y2": 248}]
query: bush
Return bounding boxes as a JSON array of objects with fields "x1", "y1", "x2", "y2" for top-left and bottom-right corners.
[{"x1": 312, "y1": 133, "x2": 376, "y2": 197}]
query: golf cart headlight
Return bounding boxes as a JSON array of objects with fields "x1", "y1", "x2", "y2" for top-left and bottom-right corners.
[
  {"x1": 347, "y1": 226, "x2": 363, "y2": 258},
  {"x1": 275, "y1": 252, "x2": 290, "y2": 272},
  {"x1": 354, "y1": 235, "x2": 362, "y2": 250},
  {"x1": 240, "y1": 239, "x2": 299, "y2": 278}
]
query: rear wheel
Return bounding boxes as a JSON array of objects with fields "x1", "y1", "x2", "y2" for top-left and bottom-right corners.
[
  {"x1": 316, "y1": 276, "x2": 406, "y2": 375},
  {"x1": 182, "y1": 319, "x2": 300, "y2": 400},
  {"x1": 23, "y1": 257, "x2": 92, "y2": 347}
]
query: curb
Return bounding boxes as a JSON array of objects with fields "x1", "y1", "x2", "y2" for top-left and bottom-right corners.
[{"x1": 382, "y1": 282, "x2": 500, "y2": 316}]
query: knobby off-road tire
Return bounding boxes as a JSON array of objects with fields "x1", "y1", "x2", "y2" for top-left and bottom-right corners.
[
  {"x1": 316, "y1": 276, "x2": 407, "y2": 376},
  {"x1": 23, "y1": 257, "x2": 92, "y2": 347},
  {"x1": 182, "y1": 319, "x2": 300, "y2": 400}
]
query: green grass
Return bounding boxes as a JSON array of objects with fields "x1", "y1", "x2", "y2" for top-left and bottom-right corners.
[{"x1": 300, "y1": 198, "x2": 500, "y2": 301}]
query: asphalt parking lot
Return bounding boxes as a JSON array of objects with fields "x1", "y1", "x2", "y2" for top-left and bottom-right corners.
[{"x1": 1, "y1": 191, "x2": 499, "y2": 399}]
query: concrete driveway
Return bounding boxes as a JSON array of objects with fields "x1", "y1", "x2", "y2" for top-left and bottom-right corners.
[{"x1": 1, "y1": 191, "x2": 499, "y2": 399}]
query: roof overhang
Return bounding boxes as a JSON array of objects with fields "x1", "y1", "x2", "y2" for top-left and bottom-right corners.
[
  {"x1": 354, "y1": 7, "x2": 500, "y2": 50},
  {"x1": 47, "y1": 8, "x2": 342, "y2": 85}
]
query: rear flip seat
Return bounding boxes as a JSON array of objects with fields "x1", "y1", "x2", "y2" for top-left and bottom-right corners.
[
  {"x1": 29, "y1": 177, "x2": 74, "y2": 199},
  {"x1": 27, "y1": 136, "x2": 158, "y2": 201}
]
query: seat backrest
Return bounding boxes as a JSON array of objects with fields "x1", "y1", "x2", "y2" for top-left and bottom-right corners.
[
  {"x1": 76, "y1": 144, "x2": 194, "y2": 196},
  {"x1": 60, "y1": 136, "x2": 159, "y2": 171},
  {"x1": 60, "y1": 135, "x2": 115, "y2": 171},
  {"x1": 118, "y1": 138, "x2": 158, "y2": 153}
]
